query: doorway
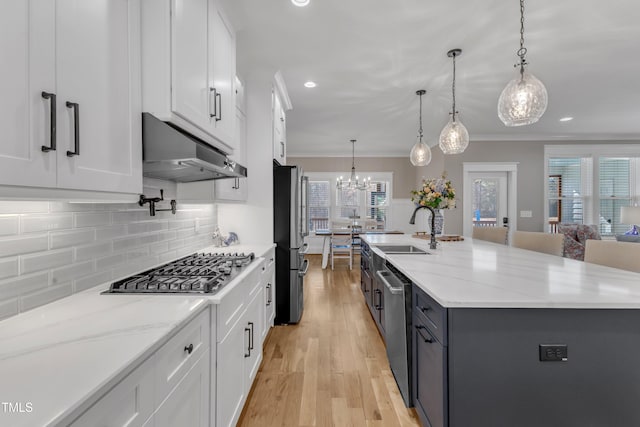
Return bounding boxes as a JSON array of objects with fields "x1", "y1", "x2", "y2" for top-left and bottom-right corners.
[{"x1": 462, "y1": 163, "x2": 518, "y2": 240}]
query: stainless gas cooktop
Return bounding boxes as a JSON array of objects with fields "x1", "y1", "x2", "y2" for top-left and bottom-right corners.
[{"x1": 102, "y1": 252, "x2": 255, "y2": 295}]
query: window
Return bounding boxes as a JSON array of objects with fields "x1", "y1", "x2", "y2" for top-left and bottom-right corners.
[
  {"x1": 305, "y1": 172, "x2": 393, "y2": 232},
  {"x1": 308, "y1": 181, "x2": 330, "y2": 232},
  {"x1": 366, "y1": 182, "x2": 388, "y2": 229},
  {"x1": 545, "y1": 145, "x2": 640, "y2": 236}
]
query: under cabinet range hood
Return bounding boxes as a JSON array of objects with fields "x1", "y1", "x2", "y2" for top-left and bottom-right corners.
[{"x1": 142, "y1": 113, "x2": 247, "y2": 182}]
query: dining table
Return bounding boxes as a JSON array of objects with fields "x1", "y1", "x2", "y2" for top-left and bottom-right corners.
[{"x1": 314, "y1": 229, "x2": 404, "y2": 269}]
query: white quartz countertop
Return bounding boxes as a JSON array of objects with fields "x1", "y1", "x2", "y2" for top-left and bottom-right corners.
[
  {"x1": 361, "y1": 234, "x2": 640, "y2": 309},
  {"x1": 0, "y1": 241, "x2": 275, "y2": 427}
]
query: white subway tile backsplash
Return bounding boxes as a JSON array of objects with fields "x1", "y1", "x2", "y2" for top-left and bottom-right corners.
[
  {"x1": 20, "y1": 283, "x2": 73, "y2": 312},
  {"x1": 0, "y1": 216, "x2": 19, "y2": 236},
  {"x1": 0, "y1": 201, "x2": 49, "y2": 214},
  {"x1": 51, "y1": 261, "x2": 94, "y2": 285},
  {"x1": 74, "y1": 271, "x2": 112, "y2": 293},
  {"x1": 0, "y1": 299, "x2": 18, "y2": 320},
  {"x1": 95, "y1": 224, "x2": 128, "y2": 240},
  {"x1": 0, "y1": 272, "x2": 49, "y2": 300},
  {"x1": 96, "y1": 254, "x2": 126, "y2": 270},
  {"x1": 75, "y1": 242, "x2": 113, "y2": 261},
  {"x1": 0, "y1": 235, "x2": 49, "y2": 258},
  {"x1": 21, "y1": 249, "x2": 74, "y2": 274},
  {"x1": 50, "y1": 229, "x2": 96, "y2": 249},
  {"x1": 0, "y1": 202, "x2": 216, "y2": 318},
  {"x1": 74, "y1": 212, "x2": 111, "y2": 228},
  {"x1": 21, "y1": 213, "x2": 73, "y2": 234},
  {"x1": 0, "y1": 258, "x2": 19, "y2": 280}
]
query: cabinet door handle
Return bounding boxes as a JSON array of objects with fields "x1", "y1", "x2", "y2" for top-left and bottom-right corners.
[
  {"x1": 248, "y1": 321, "x2": 254, "y2": 350},
  {"x1": 209, "y1": 87, "x2": 217, "y2": 118},
  {"x1": 232, "y1": 177, "x2": 240, "y2": 189},
  {"x1": 184, "y1": 343, "x2": 194, "y2": 354},
  {"x1": 65, "y1": 102, "x2": 80, "y2": 157},
  {"x1": 215, "y1": 91, "x2": 222, "y2": 122},
  {"x1": 374, "y1": 289, "x2": 381, "y2": 310},
  {"x1": 419, "y1": 305, "x2": 430, "y2": 313},
  {"x1": 244, "y1": 327, "x2": 251, "y2": 357},
  {"x1": 280, "y1": 141, "x2": 285, "y2": 158},
  {"x1": 416, "y1": 325, "x2": 433, "y2": 343},
  {"x1": 266, "y1": 283, "x2": 272, "y2": 305},
  {"x1": 41, "y1": 92, "x2": 56, "y2": 152}
]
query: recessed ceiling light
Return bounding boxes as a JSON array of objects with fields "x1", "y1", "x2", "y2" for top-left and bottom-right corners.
[
  {"x1": 304, "y1": 81, "x2": 317, "y2": 88},
  {"x1": 291, "y1": 0, "x2": 310, "y2": 7},
  {"x1": 559, "y1": 117, "x2": 574, "y2": 122}
]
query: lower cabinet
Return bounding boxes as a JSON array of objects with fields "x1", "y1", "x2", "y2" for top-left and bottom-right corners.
[
  {"x1": 69, "y1": 308, "x2": 210, "y2": 427},
  {"x1": 216, "y1": 266, "x2": 265, "y2": 427},
  {"x1": 154, "y1": 350, "x2": 210, "y2": 427},
  {"x1": 261, "y1": 248, "x2": 276, "y2": 340}
]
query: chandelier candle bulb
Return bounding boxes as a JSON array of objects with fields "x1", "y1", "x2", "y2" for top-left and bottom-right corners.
[{"x1": 336, "y1": 139, "x2": 371, "y2": 191}]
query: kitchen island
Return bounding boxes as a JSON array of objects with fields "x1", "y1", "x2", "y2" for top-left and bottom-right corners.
[{"x1": 361, "y1": 234, "x2": 640, "y2": 427}]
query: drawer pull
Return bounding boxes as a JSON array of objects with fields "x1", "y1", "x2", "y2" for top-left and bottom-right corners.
[
  {"x1": 184, "y1": 343, "x2": 194, "y2": 354},
  {"x1": 419, "y1": 305, "x2": 430, "y2": 313},
  {"x1": 415, "y1": 325, "x2": 433, "y2": 343}
]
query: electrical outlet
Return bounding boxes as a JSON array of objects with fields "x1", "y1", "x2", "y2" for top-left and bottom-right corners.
[
  {"x1": 539, "y1": 344, "x2": 568, "y2": 362},
  {"x1": 520, "y1": 210, "x2": 533, "y2": 218}
]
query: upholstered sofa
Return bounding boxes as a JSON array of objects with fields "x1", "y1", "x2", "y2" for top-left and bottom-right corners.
[{"x1": 558, "y1": 224, "x2": 602, "y2": 261}]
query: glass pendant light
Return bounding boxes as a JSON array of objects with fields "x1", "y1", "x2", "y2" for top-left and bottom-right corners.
[
  {"x1": 498, "y1": 0, "x2": 548, "y2": 126},
  {"x1": 410, "y1": 90, "x2": 432, "y2": 166},
  {"x1": 439, "y1": 49, "x2": 469, "y2": 155},
  {"x1": 336, "y1": 139, "x2": 371, "y2": 191}
]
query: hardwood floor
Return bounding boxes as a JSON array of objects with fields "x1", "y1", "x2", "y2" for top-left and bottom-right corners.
[{"x1": 238, "y1": 255, "x2": 421, "y2": 427}]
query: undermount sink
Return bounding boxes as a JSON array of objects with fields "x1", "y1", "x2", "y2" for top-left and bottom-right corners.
[{"x1": 375, "y1": 245, "x2": 430, "y2": 255}]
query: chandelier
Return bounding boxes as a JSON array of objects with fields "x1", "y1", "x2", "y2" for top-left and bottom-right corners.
[
  {"x1": 336, "y1": 139, "x2": 371, "y2": 191},
  {"x1": 409, "y1": 90, "x2": 432, "y2": 166},
  {"x1": 439, "y1": 49, "x2": 469, "y2": 155},
  {"x1": 497, "y1": 0, "x2": 548, "y2": 126}
]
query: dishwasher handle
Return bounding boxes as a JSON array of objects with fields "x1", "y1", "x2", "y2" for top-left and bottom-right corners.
[{"x1": 376, "y1": 270, "x2": 404, "y2": 295}]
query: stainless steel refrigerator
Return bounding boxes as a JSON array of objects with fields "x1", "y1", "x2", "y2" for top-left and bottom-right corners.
[{"x1": 273, "y1": 164, "x2": 309, "y2": 324}]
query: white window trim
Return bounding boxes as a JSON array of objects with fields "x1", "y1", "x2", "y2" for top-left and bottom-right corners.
[{"x1": 544, "y1": 144, "x2": 640, "y2": 231}]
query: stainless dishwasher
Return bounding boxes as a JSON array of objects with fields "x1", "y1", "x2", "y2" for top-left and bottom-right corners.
[{"x1": 377, "y1": 261, "x2": 413, "y2": 407}]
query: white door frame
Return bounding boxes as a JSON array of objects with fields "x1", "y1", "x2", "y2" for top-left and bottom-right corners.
[{"x1": 463, "y1": 162, "x2": 518, "y2": 239}]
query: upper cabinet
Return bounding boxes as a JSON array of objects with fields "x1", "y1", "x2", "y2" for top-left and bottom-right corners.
[
  {"x1": 272, "y1": 72, "x2": 291, "y2": 165},
  {"x1": 0, "y1": 0, "x2": 142, "y2": 195},
  {"x1": 142, "y1": 0, "x2": 237, "y2": 154}
]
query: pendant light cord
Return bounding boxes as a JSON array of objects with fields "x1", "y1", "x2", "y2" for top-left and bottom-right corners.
[
  {"x1": 418, "y1": 92, "x2": 423, "y2": 139},
  {"x1": 517, "y1": 0, "x2": 527, "y2": 76},
  {"x1": 351, "y1": 139, "x2": 356, "y2": 171},
  {"x1": 451, "y1": 52, "x2": 457, "y2": 122}
]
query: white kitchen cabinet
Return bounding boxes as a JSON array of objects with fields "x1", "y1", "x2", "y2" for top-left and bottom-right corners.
[
  {"x1": 178, "y1": 90, "x2": 247, "y2": 203},
  {"x1": 0, "y1": 0, "x2": 142, "y2": 195},
  {"x1": 244, "y1": 286, "x2": 264, "y2": 386},
  {"x1": 155, "y1": 350, "x2": 210, "y2": 427},
  {"x1": 261, "y1": 249, "x2": 276, "y2": 340},
  {"x1": 142, "y1": 0, "x2": 236, "y2": 153},
  {"x1": 69, "y1": 354, "x2": 155, "y2": 427},
  {"x1": 272, "y1": 90, "x2": 287, "y2": 165},
  {"x1": 214, "y1": 107, "x2": 248, "y2": 201}
]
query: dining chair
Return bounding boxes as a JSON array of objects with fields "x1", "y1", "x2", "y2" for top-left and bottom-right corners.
[
  {"x1": 584, "y1": 240, "x2": 640, "y2": 273},
  {"x1": 511, "y1": 231, "x2": 564, "y2": 256},
  {"x1": 472, "y1": 226, "x2": 508, "y2": 245},
  {"x1": 330, "y1": 232, "x2": 353, "y2": 270}
]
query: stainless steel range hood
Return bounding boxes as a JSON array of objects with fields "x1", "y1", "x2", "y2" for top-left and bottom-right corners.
[{"x1": 142, "y1": 113, "x2": 247, "y2": 182}]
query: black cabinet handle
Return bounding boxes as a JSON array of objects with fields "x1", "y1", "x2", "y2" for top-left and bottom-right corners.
[
  {"x1": 248, "y1": 321, "x2": 254, "y2": 350},
  {"x1": 419, "y1": 305, "x2": 430, "y2": 313},
  {"x1": 41, "y1": 92, "x2": 56, "y2": 152},
  {"x1": 232, "y1": 178, "x2": 240, "y2": 189},
  {"x1": 374, "y1": 289, "x2": 382, "y2": 310},
  {"x1": 280, "y1": 141, "x2": 285, "y2": 158},
  {"x1": 266, "y1": 283, "x2": 272, "y2": 305},
  {"x1": 66, "y1": 101, "x2": 79, "y2": 157},
  {"x1": 416, "y1": 325, "x2": 433, "y2": 343},
  {"x1": 244, "y1": 327, "x2": 251, "y2": 357},
  {"x1": 209, "y1": 87, "x2": 217, "y2": 118},
  {"x1": 184, "y1": 343, "x2": 194, "y2": 354},
  {"x1": 215, "y1": 91, "x2": 222, "y2": 122}
]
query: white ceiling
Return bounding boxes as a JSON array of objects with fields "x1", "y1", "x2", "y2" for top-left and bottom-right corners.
[{"x1": 221, "y1": 0, "x2": 640, "y2": 157}]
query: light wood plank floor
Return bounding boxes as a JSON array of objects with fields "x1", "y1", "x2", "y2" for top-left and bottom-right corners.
[{"x1": 238, "y1": 255, "x2": 421, "y2": 427}]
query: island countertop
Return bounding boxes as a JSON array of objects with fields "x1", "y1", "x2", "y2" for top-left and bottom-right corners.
[{"x1": 361, "y1": 234, "x2": 640, "y2": 309}]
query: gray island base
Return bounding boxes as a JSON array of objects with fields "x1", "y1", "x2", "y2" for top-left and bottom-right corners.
[{"x1": 360, "y1": 235, "x2": 640, "y2": 427}]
